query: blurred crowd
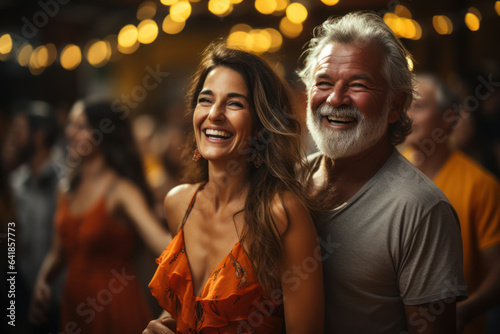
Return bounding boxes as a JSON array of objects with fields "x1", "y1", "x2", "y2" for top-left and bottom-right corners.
[{"x1": 1, "y1": 63, "x2": 500, "y2": 334}]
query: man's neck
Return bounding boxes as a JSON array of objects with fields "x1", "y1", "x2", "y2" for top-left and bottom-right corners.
[
  {"x1": 321, "y1": 137, "x2": 394, "y2": 206},
  {"x1": 410, "y1": 142, "x2": 452, "y2": 180}
]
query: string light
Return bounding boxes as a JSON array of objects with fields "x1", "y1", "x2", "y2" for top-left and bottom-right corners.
[
  {"x1": 170, "y1": 0, "x2": 192, "y2": 22},
  {"x1": 321, "y1": 0, "x2": 339, "y2": 6},
  {"x1": 86, "y1": 40, "x2": 111, "y2": 67},
  {"x1": 162, "y1": 14, "x2": 185, "y2": 34},
  {"x1": 118, "y1": 24, "x2": 138, "y2": 48},
  {"x1": 465, "y1": 7, "x2": 481, "y2": 31},
  {"x1": 0, "y1": 34, "x2": 13, "y2": 57},
  {"x1": 279, "y1": 16, "x2": 302, "y2": 38},
  {"x1": 137, "y1": 1, "x2": 157, "y2": 20},
  {"x1": 255, "y1": 0, "x2": 277, "y2": 15},
  {"x1": 286, "y1": 3, "x2": 308, "y2": 24},
  {"x1": 17, "y1": 44, "x2": 33, "y2": 67},
  {"x1": 137, "y1": 19, "x2": 159, "y2": 44},
  {"x1": 433, "y1": 15, "x2": 453, "y2": 35},
  {"x1": 60, "y1": 44, "x2": 82, "y2": 70},
  {"x1": 208, "y1": 0, "x2": 232, "y2": 17},
  {"x1": 1, "y1": 0, "x2": 498, "y2": 74}
]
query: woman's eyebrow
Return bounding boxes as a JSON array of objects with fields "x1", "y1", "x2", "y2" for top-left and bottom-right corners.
[{"x1": 227, "y1": 92, "x2": 249, "y2": 101}]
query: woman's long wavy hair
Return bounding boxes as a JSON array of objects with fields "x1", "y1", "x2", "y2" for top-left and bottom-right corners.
[
  {"x1": 181, "y1": 43, "x2": 308, "y2": 295},
  {"x1": 68, "y1": 99, "x2": 154, "y2": 208}
]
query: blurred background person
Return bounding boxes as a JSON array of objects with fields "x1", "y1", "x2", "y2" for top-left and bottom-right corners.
[
  {"x1": 401, "y1": 74, "x2": 500, "y2": 334},
  {"x1": 2, "y1": 101, "x2": 63, "y2": 333},
  {"x1": 29, "y1": 99, "x2": 171, "y2": 334}
]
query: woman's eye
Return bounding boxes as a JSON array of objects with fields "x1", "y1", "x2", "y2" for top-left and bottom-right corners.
[
  {"x1": 198, "y1": 97, "x2": 211, "y2": 104},
  {"x1": 228, "y1": 101, "x2": 243, "y2": 108}
]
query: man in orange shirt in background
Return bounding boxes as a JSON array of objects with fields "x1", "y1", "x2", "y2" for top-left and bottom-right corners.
[{"x1": 403, "y1": 74, "x2": 500, "y2": 333}]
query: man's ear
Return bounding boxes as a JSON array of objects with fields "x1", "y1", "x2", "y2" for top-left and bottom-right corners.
[{"x1": 388, "y1": 92, "x2": 406, "y2": 124}]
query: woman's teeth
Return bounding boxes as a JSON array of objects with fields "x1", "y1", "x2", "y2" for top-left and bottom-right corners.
[{"x1": 204, "y1": 128, "x2": 233, "y2": 139}]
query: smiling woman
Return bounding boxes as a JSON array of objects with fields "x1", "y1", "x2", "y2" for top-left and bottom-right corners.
[{"x1": 145, "y1": 43, "x2": 324, "y2": 334}]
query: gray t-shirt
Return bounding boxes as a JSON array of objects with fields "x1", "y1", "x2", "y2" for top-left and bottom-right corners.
[{"x1": 310, "y1": 150, "x2": 467, "y2": 333}]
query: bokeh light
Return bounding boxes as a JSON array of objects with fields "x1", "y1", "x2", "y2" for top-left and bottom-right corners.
[
  {"x1": 255, "y1": 0, "x2": 277, "y2": 15},
  {"x1": 0, "y1": 34, "x2": 13, "y2": 56},
  {"x1": 162, "y1": 14, "x2": 186, "y2": 34},
  {"x1": 137, "y1": 19, "x2": 159, "y2": 44},
  {"x1": 432, "y1": 15, "x2": 453, "y2": 35},
  {"x1": 321, "y1": 0, "x2": 339, "y2": 5},
  {"x1": 86, "y1": 40, "x2": 111, "y2": 67},
  {"x1": 465, "y1": 9, "x2": 480, "y2": 31},
  {"x1": 170, "y1": 0, "x2": 192, "y2": 22},
  {"x1": 279, "y1": 16, "x2": 302, "y2": 38},
  {"x1": 118, "y1": 24, "x2": 139, "y2": 48},
  {"x1": 208, "y1": 0, "x2": 232, "y2": 17},
  {"x1": 137, "y1": 1, "x2": 157, "y2": 20},
  {"x1": 286, "y1": 2, "x2": 308, "y2": 24},
  {"x1": 17, "y1": 44, "x2": 33, "y2": 67},
  {"x1": 60, "y1": 44, "x2": 82, "y2": 70}
]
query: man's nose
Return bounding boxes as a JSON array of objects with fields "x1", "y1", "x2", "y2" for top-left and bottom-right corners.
[{"x1": 326, "y1": 83, "x2": 350, "y2": 107}]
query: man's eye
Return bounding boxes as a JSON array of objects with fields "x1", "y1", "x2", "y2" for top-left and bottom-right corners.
[
  {"x1": 316, "y1": 81, "x2": 332, "y2": 88},
  {"x1": 351, "y1": 83, "x2": 367, "y2": 89}
]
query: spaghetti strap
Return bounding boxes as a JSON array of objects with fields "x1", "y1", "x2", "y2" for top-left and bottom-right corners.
[{"x1": 180, "y1": 182, "x2": 206, "y2": 229}]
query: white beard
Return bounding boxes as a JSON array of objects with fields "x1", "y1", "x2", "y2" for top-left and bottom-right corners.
[{"x1": 306, "y1": 102, "x2": 390, "y2": 160}]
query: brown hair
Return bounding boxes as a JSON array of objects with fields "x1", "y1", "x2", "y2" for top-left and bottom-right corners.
[{"x1": 181, "y1": 43, "x2": 308, "y2": 294}]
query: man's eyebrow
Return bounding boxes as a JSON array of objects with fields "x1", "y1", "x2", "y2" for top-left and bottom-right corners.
[
  {"x1": 314, "y1": 72, "x2": 332, "y2": 80},
  {"x1": 350, "y1": 73, "x2": 375, "y2": 84}
]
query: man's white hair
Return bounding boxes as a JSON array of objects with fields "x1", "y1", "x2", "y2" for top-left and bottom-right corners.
[{"x1": 298, "y1": 11, "x2": 415, "y2": 145}]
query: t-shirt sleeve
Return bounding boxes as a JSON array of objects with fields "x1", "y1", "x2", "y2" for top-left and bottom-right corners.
[
  {"x1": 473, "y1": 175, "x2": 500, "y2": 250},
  {"x1": 398, "y1": 200, "x2": 468, "y2": 305}
]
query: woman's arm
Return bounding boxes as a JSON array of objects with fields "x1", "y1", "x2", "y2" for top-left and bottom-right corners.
[
  {"x1": 276, "y1": 193, "x2": 324, "y2": 334},
  {"x1": 113, "y1": 180, "x2": 172, "y2": 256},
  {"x1": 29, "y1": 213, "x2": 66, "y2": 325}
]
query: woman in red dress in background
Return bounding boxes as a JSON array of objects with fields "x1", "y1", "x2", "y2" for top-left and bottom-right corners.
[
  {"x1": 29, "y1": 99, "x2": 171, "y2": 334},
  {"x1": 144, "y1": 44, "x2": 324, "y2": 334}
]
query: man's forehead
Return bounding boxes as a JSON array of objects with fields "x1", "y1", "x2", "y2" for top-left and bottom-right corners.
[{"x1": 313, "y1": 41, "x2": 384, "y2": 78}]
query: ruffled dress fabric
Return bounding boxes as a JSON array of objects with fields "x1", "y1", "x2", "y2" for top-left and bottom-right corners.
[
  {"x1": 149, "y1": 189, "x2": 284, "y2": 333},
  {"x1": 57, "y1": 194, "x2": 153, "y2": 334}
]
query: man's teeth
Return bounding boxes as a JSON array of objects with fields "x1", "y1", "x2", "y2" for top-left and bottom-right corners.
[
  {"x1": 326, "y1": 116, "x2": 357, "y2": 124},
  {"x1": 205, "y1": 128, "x2": 232, "y2": 139}
]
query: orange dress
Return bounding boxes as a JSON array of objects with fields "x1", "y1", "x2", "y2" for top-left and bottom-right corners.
[
  {"x1": 149, "y1": 185, "x2": 284, "y2": 333},
  {"x1": 57, "y1": 194, "x2": 152, "y2": 334}
]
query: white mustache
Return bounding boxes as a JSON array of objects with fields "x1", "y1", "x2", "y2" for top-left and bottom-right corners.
[{"x1": 316, "y1": 104, "x2": 362, "y2": 119}]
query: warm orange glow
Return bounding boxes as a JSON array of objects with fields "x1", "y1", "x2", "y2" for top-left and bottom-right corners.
[
  {"x1": 137, "y1": 19, "x2": 158, "y2": 44},
  {"x1": 286, "y1": 2, "x2": 308, "y2": 24},
  {"x1": 279, "y1": 16, "x2": 302, "y2": 38},
  {"x1": 162, "y1": 14, "x2": 185, "y2": 34},
  {"x1": 60, "y1": 44, "x2": 82, "y2": 70}
]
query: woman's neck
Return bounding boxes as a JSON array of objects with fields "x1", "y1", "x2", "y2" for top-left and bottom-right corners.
[
  {"x1": 205, "y1": 159, "x2": 250, "y2": 211},
  {"x1": 80, "y1": 154, "x2": 109, "y2": 180}
]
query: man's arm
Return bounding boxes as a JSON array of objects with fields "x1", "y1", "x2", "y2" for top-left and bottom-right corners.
[
  {"x1": 457, "y1": 243, "x2": 500, "y2": 331},
  {"x1": 405, "y1": 302, "x2": 456, "y2": 334}
]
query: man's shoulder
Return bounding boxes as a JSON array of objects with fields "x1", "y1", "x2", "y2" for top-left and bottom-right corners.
[{"x1": 369, "y1": 150, "x2": 450, "y2": 208}]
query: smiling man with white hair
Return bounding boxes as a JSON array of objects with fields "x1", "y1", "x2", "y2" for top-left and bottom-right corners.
[{"x1": 300, "y1": 11, "x2": 468, "y2": 333}]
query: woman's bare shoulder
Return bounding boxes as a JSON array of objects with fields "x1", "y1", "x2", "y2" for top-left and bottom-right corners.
[{"x1": 164, "y1": 182, "x2": 203, "y2": 233}]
